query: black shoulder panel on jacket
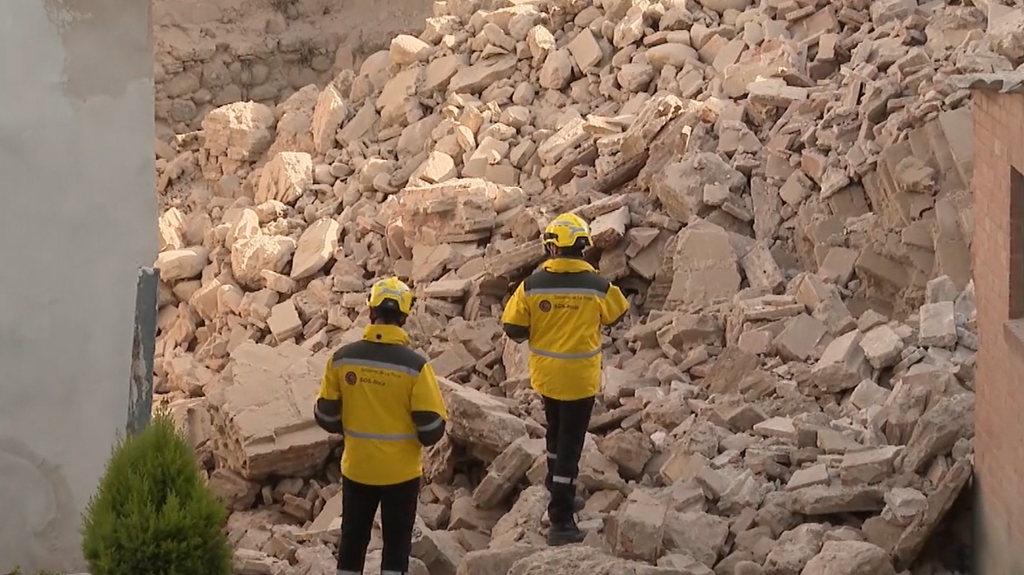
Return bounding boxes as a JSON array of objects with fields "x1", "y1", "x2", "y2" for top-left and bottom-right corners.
[
  {"x1": 524, "y1": 269, "x2": 610, "y2": 294},
  {"x1": 335, "y1": 340, "x2": 428, "y2": 373},
  {"x1": 331, "y1": 341, "x2": 360, "y2": 365}
]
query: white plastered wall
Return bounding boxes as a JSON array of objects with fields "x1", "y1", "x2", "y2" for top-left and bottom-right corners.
[{"x1": 0, "y1": 0, "x2": 157, "y2": 570}]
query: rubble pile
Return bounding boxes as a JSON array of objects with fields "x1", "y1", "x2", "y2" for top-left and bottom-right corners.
[{"x1": 150, "y1": 0, "x2": 993, "y2": 573}]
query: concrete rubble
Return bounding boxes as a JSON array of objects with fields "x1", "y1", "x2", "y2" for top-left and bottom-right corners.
[{"x1": 151, "y1": 0, "x2": 986, "y2": 573}]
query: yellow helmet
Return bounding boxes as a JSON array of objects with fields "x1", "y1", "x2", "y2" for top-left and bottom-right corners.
[
  {"x1": 367, "y1": 277, "x2": 414, "y2": 315},
  {"x1": 543, "y1": 212, "x2": 593, "y2": 249}
]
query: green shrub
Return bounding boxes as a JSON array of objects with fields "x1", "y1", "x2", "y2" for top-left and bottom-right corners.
[{"x1": 81, "y1": 412, "x2": 232, "y2": 575}]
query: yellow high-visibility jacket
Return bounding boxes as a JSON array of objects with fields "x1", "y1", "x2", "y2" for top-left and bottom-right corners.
[
  {"x1": 316, "y1": 324, "x2": 448, "y2": 486},
  {"x1": 501, "y1": 258, "x2": 630, "y2": 400}
]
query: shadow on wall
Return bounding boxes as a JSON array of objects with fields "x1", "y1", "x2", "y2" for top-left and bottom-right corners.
[
  {"x1": 0, "y1": 438, "x2": 80, "y2": 572},
  {"x1": 974, "y1": 477, "x2": 1024, "y2": 575}
]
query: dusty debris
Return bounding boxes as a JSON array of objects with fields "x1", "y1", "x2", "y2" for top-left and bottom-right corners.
[{"x1": 151, "y1": 0, "x2": 985, "y2": 572}]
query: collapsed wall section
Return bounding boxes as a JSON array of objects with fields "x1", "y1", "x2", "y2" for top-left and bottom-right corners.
[
  {"x1": 150, "y1": 0, "x2": 1003, "y2": 572},
  {"x1": 153, "y1": 0, "x2": 436, "y2": 135}
]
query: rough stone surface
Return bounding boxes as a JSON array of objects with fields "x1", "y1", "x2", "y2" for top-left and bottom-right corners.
[{"x1": 151, "y1": 0, "x2": 984, "y2": 572}]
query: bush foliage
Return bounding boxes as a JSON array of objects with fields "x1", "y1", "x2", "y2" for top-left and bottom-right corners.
[{"x1": 81, "y1": 412, "x2": 232, "y2": 575}]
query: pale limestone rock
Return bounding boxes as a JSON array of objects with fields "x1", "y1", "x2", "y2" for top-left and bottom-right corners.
[
  {"x1": 390, "y1": 34, "x2": 433, "y2": 66},
  {"x1": 291, "y1": 218, "x2": 340, "y2": 280},
  {"x1": 155, "y1": 246, "x2": 209, "y2": 281},
  {"x1": 310, "y1": 84, "x2": 348, "y2": 155},
  {"x1": 231, "y1": 235, "x2": 297, "y2": 289},
  {"x1": 256, "y1": 152, "x2": 313, "y2": 205}
]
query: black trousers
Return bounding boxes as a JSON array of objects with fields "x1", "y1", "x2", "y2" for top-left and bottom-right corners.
[
  {"x1": 542, "y1": 394, "x2": 594, "y2": 523},
  {"x1": 337, "y1": 475, "x2": 420, "y2": 574}
]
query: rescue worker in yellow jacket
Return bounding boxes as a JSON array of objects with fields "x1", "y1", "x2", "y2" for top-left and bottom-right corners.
[
  {"x1": 500, "y1": 212, "x2": 630, "y2": 546},
  {"x1": 313, "y1": 277, "x2": 448, "y2": 575}
]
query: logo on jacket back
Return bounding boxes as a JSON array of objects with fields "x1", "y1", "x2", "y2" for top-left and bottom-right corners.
[
  {"x1": 537, "y1": 299, "x2": 580, "y2": 312},
  {"x1": 344, "y1": 371, "x2": 357, "y2": 385}
]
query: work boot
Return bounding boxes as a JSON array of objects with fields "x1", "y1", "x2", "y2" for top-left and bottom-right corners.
[{"x1": 547, "y1": 517, "x2": 586, "y2": 546}]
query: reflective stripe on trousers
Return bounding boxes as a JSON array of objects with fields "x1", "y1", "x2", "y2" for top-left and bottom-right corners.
[{"x1": 529, "y1": 346, "x2": 601, "y2": 360}]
